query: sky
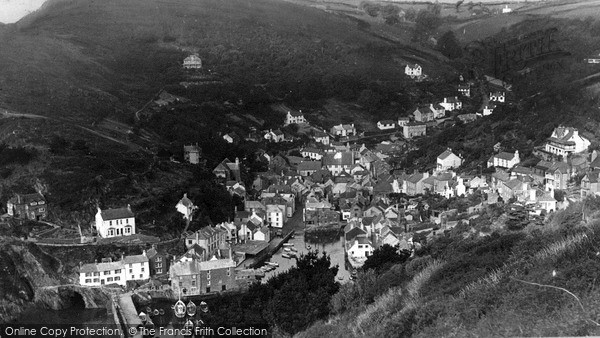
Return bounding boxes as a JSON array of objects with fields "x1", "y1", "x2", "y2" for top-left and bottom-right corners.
[{"x1": 0, "y1": 0, "x2": 47, "y2": 23}]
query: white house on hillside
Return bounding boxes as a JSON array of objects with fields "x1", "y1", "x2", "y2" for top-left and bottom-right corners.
[
  {"x1": 183, "y1": 54, "x2": 202, "y2": 69},
  {"x1": 405, "y1": 64, "x2": 422, "y2": 78},
  {"x1": 487, "y1": 151, "x2": 520, "y2": 169},
  {"x1": 439, "y1": 97, "x2": 462, "y2": 111},
  {"x1": 397, "y1": 117, "x2": 410, "y2": 127},
  {"x1": 79, "y1": 252, "x2": 149, "y2": 287},
  {"x1": 95, "y1": 205, "x2": 135, "y2": 238},
  {"x1": 437, "y1": 149, "x2": 463, "y2": 171},
  {"x1": 176, "y1": 193, "x2": 197, "y2": 221},
  {"x1": 266, "y1": 205, "x2": 284, "y2": 228},
  {"x1": 285, "y1": 110, "x2": 307, "y2": 125},
  {"x1": 544, "y1": 126, "x2": 590, "y2": 156},
  {"x1": 377, "y1": 120, "x2": 396, "y2": 130},
  {"x1": 330, "y1": 124, "x2": 356, "y2": 137},
  {"x1": 489, "y1": 91, "x2": 505, "y2": 103}
]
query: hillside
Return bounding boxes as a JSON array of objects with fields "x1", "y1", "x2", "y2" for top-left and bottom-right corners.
[
  {"x1": 301, "y1": 204, "x2": 600, "y2": 337},
  {"x1": 0, "y1": 0, "x2": 446, "y2": 122}
]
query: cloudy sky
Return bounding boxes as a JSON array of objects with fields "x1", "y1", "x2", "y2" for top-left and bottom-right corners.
[{"x1": 0, "y1": 0, "x2": 47, "y2": 23}]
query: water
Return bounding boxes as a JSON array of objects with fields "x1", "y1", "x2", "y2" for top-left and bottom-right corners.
[
  {"x1": 261, "y1": 230, "x2": 352, "y2": 283},
  {"x1": 16, "y1": 306, "x2": 112, "y2": 325}
]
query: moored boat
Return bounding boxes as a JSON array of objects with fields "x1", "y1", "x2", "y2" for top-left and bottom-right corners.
[
  {"x1": 282, "y1": 253, "x2": 292, "y2": 258},
  {"x1": 284, "y1": 248, "x2": 292, "y2": 252},
  {"x1": 283, "y1": 243, "x2": 294, "y2": 247},
  {"x1": 266, "y1": 262, "x2": 279, "y2": 267}
]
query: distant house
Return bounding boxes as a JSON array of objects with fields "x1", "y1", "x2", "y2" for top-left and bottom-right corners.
[
  {"x1": 301, "y1": 147, "x2": 324, "y2": 160},
  {"x1": 502, "y1": 5, "x2": 512, "y2": 13},
  {"x1": 298, "y1": 160, "x2": 322, "y2": 176},
  {"x1": 439, "y1": 97, "x2": 462, "y2": 111},
  {"x1": 482, "y1": 104, "x2": 496, "y2": 116},
  {"x1": 485, "y1": 75, "x2": 512, "y2": 91},
  {"x1": 437, "y1": 149, "x2": 463, "y2": 171},
  {"x1": 405, "y1": 64, "x2": 422, "y2": 78},
  {"x1": 403, "y1": 122, "x2": 426, "y2": 139},
  {"x1": 183, "y1": 144, "x2": 202, "y2": 164},
  {"x1": 266, "y1": 205, "x2": 285, "y2": 228},
  {"x1": 183, "y1": 54, "x2": 203, "y2": 69},
  {"x1": 377, "y1": 120, "x2": 396, "y2": 130},
  {"x1": 397, "y1": 117, "x2": 410, "y2": 127},
  {"x1": 285, "y1": 110, "x2": 307, "y2": 125},
  {"x1": 7, "y1": 193, "x2": 47, "y2": 220},
  {"x1": 169, "y1": 257, "x2": 236, "y2": 296},
  {"x1": 458, "y1": 84, "x2": 470, "y2": 97},
  {"x1": 323, "y1": 152, "x2": 354, "y2": 176},
  {"x1": 313, "y1": 130, "x2": 330, "y2": 145},
  {"x1": 264, "y1": 129, "x2": 285, "y2": 143},
  {"x1": 489, "y1": 91, "x2": 505, "y2": 103},
  {"x1": 217, "y1": 221, "x2": 238, "y2": 242},
  {"x1": 581, "y1": 170, "x2": 600, "y2": 198},
  {"x1": 487, "y1": 150, "x2": 520, "y2": 169},
  {"x1": 544, "y1": 126, "x2": 590, "y2": 156},
  {"x1": 213, "y1": 158, "x2": 242, "y2": 182},
  {"x1": 176, "y1": 193, "x2": 197, "y2": 221},
  {"x1": 537, "y1": 193, "x2": 556, "y2": 213},
  {"x1": 413, "y1": 105, "x2": 435, "y2": 122},
  {"x1": 185, "y1": 226, "x2": 227, "y2": 258},
  {"x1": 95, "y1": 205, "x2": 135, "y2": 238},
  {"x1": 330, "y1": 124, "x2": 356, "y2": 137},
  {"x1": 585, "y1": 53, "x2": 600, "y2": 64},
  {"x1": 457, "y1": 113, "x2": 477, "y2": 124},
  {"x1": 222, "y1": 132, "x2": 240, "y2": 144}
]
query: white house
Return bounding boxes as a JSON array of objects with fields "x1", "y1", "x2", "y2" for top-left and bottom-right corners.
[
  {"x1": 264, "y1": 129, "x2": 285, "y2": 143},
  {"x1": 397, "y1": 117, "x2": 410, "y2": 127},
  {"x1": 313, "y1": 130, "x2": 330, "y2": 145},
  {"x1": 95, "y1": 205, "x2": 135, "y2": 238},
  {"x1": 439, "y1": 97, "x2": 462, "y2": 111},
  {"x1": 123, "y1": 253, "x2": 150, "y2": 282},
  {"x1": 323, "y1": 152, "x2": 354, "y2": 176},
  {"x1": 487, "y1": 150, "x2": 520, "y2": 169},
  {"x1": 183, "y1": 144, "x2": 201, "y2": 164},
  {"x1": 79, "y1": 260, "x2": 125, "y2": 286},
  {"x1": 377, "y1": 120, "x2": 396, "y2": 130},
  {"x1": 183, "y1": 54, "x2": 202, "y2": 69},
  {"x1": 346, "y1": 237, "x2": 373, "y2": 260},
  {"x1": 405, "y1": 64, "x2": 422, "y2": 78},
  {"x1": 538, "y1": 193, "x2": 557, "y2": 213},
  {"x1": 266, "y1": 205, "x2": 284, "y2": 228},
  {"x1": 285, "y1": 110, "x2": 307, "y2": 125},
  {"x1": 544, "y1": 126, "x2": 590, "y2": 156},
  {"x1": 489, "y1": 91, "x2": 505, "y2": 103},
  {"x1": 437, "y1": 149, "x2": 463, "y2": 171},
  {"x1": 502, "y1": 5, "x2": 512, "y2": 13},
  {"x1": 79, "y1": 252, "x2": 149, "y2": 287},
  {"x1": 176, "y1": 193, "x2": 197, "y2": 221},
  {"x1": 482, "y1": 104, "x2": 496, "y2": 116},
  {"x1": 330, "y1": 124, "x2": 356, "y2": 137}
]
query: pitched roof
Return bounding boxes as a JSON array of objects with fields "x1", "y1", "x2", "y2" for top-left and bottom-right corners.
[
  {"x1": 80, "y1": 261, "x2": 123, "y2": 273},
  {"x1": 495, "y1": 151, "x2": 517, "y2": 161},
  {"x1": 123, "y1": 254, "x2": 148, "y2": 264},
  {"x1": 288, "y1": 110, "x2": 303, "y2": 117},
  {"x1": 438, "y1": 149, "x2": 457, "y2": 160},
  {"x1": 9, "y1": 193, "x2": 45, "y2": 205},
  {"x1": 345, "y1": 227, "x2": 367, "y2": 241},
  {"x1": 323, "y1": 152, "x2": 354, "y2": 166},
  {"x1": 177, "y1": 194, "x2": 194, "y2": 207},
  {"x1": 298, "y1": 161, "x2": 322, "y2": 171},
  {"x1": 100, "y1": 206, "x2": 134, "y2": 221}
]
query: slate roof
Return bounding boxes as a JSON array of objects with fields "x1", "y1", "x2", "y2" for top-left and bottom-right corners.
[
  {"x1": 298, "y1": 161, "x2": 322, "y2": 171},
  {"x1": 9, "y1": 193, "x2": 45, "y2": 205},
  {"x1": 80, "y1": 261, "x2": 123, "y2": 274},
  {"x1": 323, "y1": 152, "x2": 354, "y2": 166},
  {"x1": 495, "y1": 151, "x2": 517, "y2": 161},
  {"x1": 288, "y1": 110, "x2": 303, "y2": 117},
  {"x1": 100, "y1": 206, "x2": 134, "y2": 221},
  {"x1": 438, "y1": 149, "x2": 456, "y2": 160},
  {"x1": 123, "y1": 254, "x2": 148, "y2": 264}
]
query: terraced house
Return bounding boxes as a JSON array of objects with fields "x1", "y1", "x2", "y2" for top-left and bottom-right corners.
[{"x1": 7, "y1": 192, "x2": 47, "y2": 220}]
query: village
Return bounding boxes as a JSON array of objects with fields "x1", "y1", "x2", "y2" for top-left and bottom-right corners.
[{"x1": 2, "y1": 56, "x2": 596, "y2": 303}]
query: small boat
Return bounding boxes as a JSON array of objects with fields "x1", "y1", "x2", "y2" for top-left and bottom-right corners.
[
  {"x1": 174, "y1": 300, "x2": 186, "y2": 318},
  {"x1": 159, "y1": 309, "x2": 165, "y2": 316},
  {"x1": 283, "y1": 243, "x2": 294, "y2": 247},
  {"x1": 187, "y1": 300, "x2": 197, "y2": 316},
  {"x1": 199, "y1": 301, "x2": 209, "y2": 313},
  {"x1": 307, "y1": 245, "x2": 311, "y2": 250},
  {"x1": 284, "y1": 248, "x2": 292, "y2": 252},
  {"x1": 266, "y1": 262, "x2": 279, "y2": 267},
  {"x1": 290, "y1": 247, "x2": 298, "y2": 252},
  {"x1": 146, "y1": 306, "x2": 152, "y2": 313},
  {"x1": 153, "y1": 309, "x2": 160, "y2": 316},
  {"x1": 282, "y1": 253, "x2": 292, "y2": 259},
  {"x1": 337, "y1": 276, "x2": 344, "y2": 281}
]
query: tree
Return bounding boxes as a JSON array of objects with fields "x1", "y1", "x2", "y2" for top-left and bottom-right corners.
[
  {"x1": 357, "y1": 89, "x2": 383, "y2": 111},
  {"x1": 413, "y1": 9, "x2": 441, "y2": 42},
  {"x1": 382, "y1": 5, "x2": 401, "y2": 25},
  {"x1": 438, "y1": 31, "x2": 463, "y2": 59},
  {"x1": 362, "y1": 244, "x2": 411, "y2": 273},
  {"x1": 456, "y1": 0, "x2": 464, "y2": 12},
  {"x1": 405, "y1": 7, "x2": 417, "y2": 21}
]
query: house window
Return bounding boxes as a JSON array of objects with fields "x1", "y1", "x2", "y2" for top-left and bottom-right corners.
[
  {"x1": 156, "y1": 257, "x2": 162, "y2": 262},
  {"x1": 156, "y1": 269, "x2": 162, "y2": 274},
  {"x1": 207, "y1": 271, "x2": 211, "y2": 280},
  {"x1": 109, "y1": 221, "x2": 112, "y2": 226},
  {"x1": 115, "y1": 276, "x2": 120, "y2": 281},
  {"x1": 227, "y1": 268, "x2": 231, "y2": 276},
  {"x1": 85, "y1": 279, "x2": 91, "y2": 283},
  {"x1": 127, "y1": 219, "x2": 129, "y2": 224},
  {"x1": 93, "y1": 278, "x2": 99, "y2": 283},
  {"x1": 141, "y1": 268, "x2": 145, "y2": 272},
  {"x1": 39, "y1": 208, "x2": 45, "y2": 212},
  {"x1": 129, "y1": 264, "x2": 132, "y2": 268},
  {"x1": 129, "y1": 269, "x2": 133, "y2": 274},
  {"x1": 192, "y1": 280, "x2": 196, "y2": 287},
  {"x1": 125, "y1": 227, "x2": 131, "y2": 234},
  {"x1": 93, "y1": 272, "x2": 100, "y2": 276},
  {"x1": 115, "y1": 269, "x2": 121, "y2": 274},
  {"x1": 85, "y1": 272, "x2": 92, "y2": 277},
  {"x1": 140, "y1": 274, "x2": 143, "y2": 278},
  {"x1": 107, "y1": 277, "x2": 113, "y2": 282},
  {"x1": 188, "y1": 240, "x2": 193, "y2": 245},
  {"x1": 156, "y1": 263, "x2": 162, "y2": 268},
  {"x1": 131, "y1": 275, "x2": 134, "y2": 280},
  {"x1": 206, "y1": 287, "x2": 211, "y2": 293},
  {"x1": 222, "y1": 285, "x2": 227, "y2": 291},
  {"x1": 104, "y1": 271, "x2": 110, "y2": 275}
]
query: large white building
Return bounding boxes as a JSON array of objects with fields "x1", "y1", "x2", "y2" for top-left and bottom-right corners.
[
  {"x1": 79, "y1": 252, "x2": 149, "y2": 287},
  {"x1": 405, "y1": 64, "x2": 422, "y2": 78},
  {"x1": 544, "y1": 126, "x2": 590, "y2": 156},
  {"x1": 183, "y1": 54, "x2": 202, "y2": 69},
  {"x1": 176, "y1": 193, "x2": 197, "y2": 221},
  {"x1": 95, "y1": 205, "x2": 135, "y2": 238}
]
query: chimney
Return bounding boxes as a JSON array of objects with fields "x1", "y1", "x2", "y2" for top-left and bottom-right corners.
[
  {"x1": 143, "y1": 250, "x2": 146, "y2": 257},
  {"x1": 127, "y1": 204, "x2": 131, "y2": 211},
  {"x1": 235, "y1": 157, "x2": 239, "y2": 165},
  {"x1": 183, "y1": 193, "x2": 187, "y2": 198}
]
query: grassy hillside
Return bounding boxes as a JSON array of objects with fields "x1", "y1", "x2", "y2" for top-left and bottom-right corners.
[
  {"x1": 0, "y1": 0, "x2": 441, "y2": 121},
  {"x1": 301, "y1": 204, "x2": 600, "y2": 337}
]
